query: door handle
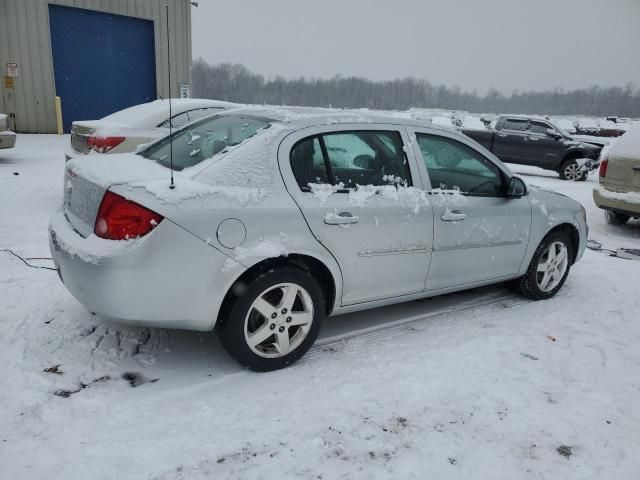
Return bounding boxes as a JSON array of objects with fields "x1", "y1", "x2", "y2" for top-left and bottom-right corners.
[
  {"x1": 324, "y1": 211, "x2": 359, "y2": 225},
  {"x1": 441, "y1": 209, "x2": 466, "y2": 222},
  {"x1": 497, "y1": 133, "x2": 508, "y2": 138},
  {"x1": 528, "y1": 136, "x2": 539, "y2": 141}
]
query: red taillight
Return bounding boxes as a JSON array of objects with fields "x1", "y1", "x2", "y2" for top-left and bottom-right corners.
[
  {"x1": 86, "y1": 135, "x2": 126, "y2": 153},
  {"x1": 599, "y1": 158, "x2": 608, "y2": 177},
  {"x1": 94, "y1": 191, "x2": 163, "y2": 240}
]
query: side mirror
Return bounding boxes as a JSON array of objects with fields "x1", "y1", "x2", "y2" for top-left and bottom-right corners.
[
  {"x1": 507, "y1": 176, "x2": 527, "y2": 198},
  {"x1": 546, "y1": 128, "x2": 562, "y2": 139}
]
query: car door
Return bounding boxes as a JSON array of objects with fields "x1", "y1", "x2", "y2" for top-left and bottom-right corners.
[
  {"x1": 526, "y1": 121, "x2": 564, "y2": 168},
  {"x1": 492, "y1": 118, "x2": 529, "y2": 163},
  {"x1": 279, "y1": 124, "x2": 434, "y2": 306},
  {"x1": 407, "y1": 127, "x2": 532, "y2": 291}
]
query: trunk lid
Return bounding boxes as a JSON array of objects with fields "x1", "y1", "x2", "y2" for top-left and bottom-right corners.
[{"x1": 63, "y1": 154, "x2": 171, "y2": 237}]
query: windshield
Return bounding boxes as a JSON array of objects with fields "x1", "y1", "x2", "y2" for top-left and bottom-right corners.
[{"x1": 142, "y1": 115, "x2": 271, "y2": 170}]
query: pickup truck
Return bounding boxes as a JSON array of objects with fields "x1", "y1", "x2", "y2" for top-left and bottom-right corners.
[{"x1": 461, "y1": 115, "x2": 602, "y2": 181}]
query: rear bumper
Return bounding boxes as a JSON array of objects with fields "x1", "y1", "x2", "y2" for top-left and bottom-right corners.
[
  {"x1": 49, "y1": 210, "x2": 245, "y2": 331},
  {"x1": 593, "y1": 185, "x2": 640, "y2": 217},
  {"x1": 0, "y1": 132, "x2": 16, "y2": 149}
]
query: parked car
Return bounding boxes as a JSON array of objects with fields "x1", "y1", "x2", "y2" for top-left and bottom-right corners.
[
  {"x1": 462, "y1": 115, "x2": 602, "y2": 181},
  {"x1": 593, "y1": 126, "x2": 640, "y2": 224},
  {"x1": 65, "y1": 98, "x2": 239, "y2": 160},
  {"x1": 574, "y1": 117, "x2": 621, "y2": 138},
  {"x1": 0, "y1": 113, "x2": 16, "y2": 150},
  {"x1": 554, "y1": 118, "x2": 577, "y2": 135},
  {"x1": 50, "y1": 108, "x2": 588, "y2": 371}
]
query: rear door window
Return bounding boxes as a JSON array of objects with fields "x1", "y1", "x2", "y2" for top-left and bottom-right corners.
[
  {"x1": 290, "y1": 137, "x2": 330, "y2": 189},
  {"x1": 290, "y1": 130, "x2": 411, "y2": 190}
]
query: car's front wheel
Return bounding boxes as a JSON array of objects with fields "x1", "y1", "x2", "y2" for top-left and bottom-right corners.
[
  {"x1": 604, "y1": 210, "x2": 630, "y2": 225},
  {"x1": 511, "y1": 231, "x2": 573, "y2": 300},
  {"x1": 217, "y1": 267, "x2": 324, "y2": 371}
]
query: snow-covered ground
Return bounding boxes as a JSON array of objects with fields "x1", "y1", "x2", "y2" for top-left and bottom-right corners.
[{"x1": 1, "y1": 135, "x2": 639, "y2": 479}]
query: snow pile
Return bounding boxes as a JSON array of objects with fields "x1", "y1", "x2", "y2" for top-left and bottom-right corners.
[
  {"x1": 428, "y1": 187, "x2": 468, "y2": 207},
  {"x1": 66, "y1": 153, "x2": 171, "y2": 187},
  {"x1": 462, "y1": 115, "x2": 486, "y2": 130},
  {"x1": 223, "y1": 234, "x2": 289, "y2": 270},
  {"x1": 141, "y1": 179, "x2": 271, "y2": 206},
  {"x1": 308, "y1": 182, "x2": 345, "y2": 205},
  {"x1": 195, "y1": 124, "x2": 289, "y2": 191}
]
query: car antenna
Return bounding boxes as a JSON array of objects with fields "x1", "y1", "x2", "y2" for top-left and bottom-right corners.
[{"x1": 166, "y1": 3, "x2": 175, "y2": 189}]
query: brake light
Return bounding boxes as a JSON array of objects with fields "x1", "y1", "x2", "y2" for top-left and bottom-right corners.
[
  {"x1": 86, "y1": 135, "x2": 126, "y2": 153},
  {"x1": 599, "y1": 157, "x2": 608, "y2": 177},
  {"x1": 94, "y1": 191, "x2": 163, "y2": 240}
]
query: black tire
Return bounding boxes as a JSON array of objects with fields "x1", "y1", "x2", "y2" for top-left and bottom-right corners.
[
  {"x1": 559, "y1": 158, "x2": 587, "y2": 181},
  {"x1": 510, "y1": 230, "x2": 573, "y2": 300},
  {"x1": 217, "y1": 267, "x2": 325, "y2": 371},
  {"x1": 604, "y1": 210, "x2": 630, "y2": 225}
]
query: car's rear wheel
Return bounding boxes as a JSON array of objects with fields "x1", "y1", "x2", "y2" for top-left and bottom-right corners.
[
  {"x1": 559, "y1": 158, "x2": 588, "y2": 181},
  {"x1": 604, "y1": 210, "x2": 630, "y2": 225},
  {"x1": 217, "y1": 267, "x2": 324, "y2": 371},
  {"x1": 511, "y1": 231, "x2": 573, "y2": 300}
]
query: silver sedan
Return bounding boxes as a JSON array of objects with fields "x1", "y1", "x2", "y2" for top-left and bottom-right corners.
[{"x1": 49, "y1": 108, "x2": 588, "y2": 371}]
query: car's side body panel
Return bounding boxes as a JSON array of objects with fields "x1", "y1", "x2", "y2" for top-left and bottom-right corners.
[
  {"x1": 277, "y1": 123, "x2": 434, "y2": 306},
  {"x1": 405, "y1": 126, "x2": 533, "y2": 290}
]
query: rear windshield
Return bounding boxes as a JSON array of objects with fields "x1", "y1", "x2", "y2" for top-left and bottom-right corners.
[{"x1": 142, "y1": 115, "x2": 271, "y2": 171}]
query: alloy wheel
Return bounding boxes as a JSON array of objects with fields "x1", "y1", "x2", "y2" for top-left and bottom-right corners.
[
  {"x1": 563, "y1": 162, "x2": 582, "y2": 181},
  {"x1": 244, "y1": 283, "x2": 314, "y2": 358},
  {"x1": 536, "y1": 241, "x2": 569, "y2": 292}
]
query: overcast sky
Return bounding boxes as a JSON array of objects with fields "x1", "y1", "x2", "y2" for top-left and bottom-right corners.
[{"x1": 192, "y1": 0, "x2": 640, "y2": 94}]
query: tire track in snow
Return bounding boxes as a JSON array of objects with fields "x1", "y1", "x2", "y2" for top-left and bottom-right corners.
[{"x1": 305, "y1": 294, "x2": 530, "y2": 360}]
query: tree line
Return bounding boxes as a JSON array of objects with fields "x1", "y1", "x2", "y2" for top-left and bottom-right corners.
[{"x1": 192, "y1": 59, "x2": 640, "y2": 117}]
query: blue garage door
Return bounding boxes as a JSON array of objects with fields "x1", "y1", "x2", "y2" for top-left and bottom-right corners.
[{"x1": 49, "y1": 5, "x2": 157, "y2": 132}]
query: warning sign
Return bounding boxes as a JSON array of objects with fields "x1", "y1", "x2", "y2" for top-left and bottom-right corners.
[
  {"x1": 7, "y1": 63, "x2": 18, "y2": 78},
  {"x1": 3, "y1": 76, "x2": 14, "y2": 89}
]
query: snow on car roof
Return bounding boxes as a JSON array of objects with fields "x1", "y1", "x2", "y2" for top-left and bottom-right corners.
[
  {"x1": 211, "y1": 105, "x2": 460, "y2": 134},
  {"x1": 95, "y1": 99, "x2": 241, "y2": 127}
]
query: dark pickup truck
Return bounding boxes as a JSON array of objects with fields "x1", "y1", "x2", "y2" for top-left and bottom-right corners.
[{"x1": 462, "y1": 116, "x2": 602, "y2": 181}]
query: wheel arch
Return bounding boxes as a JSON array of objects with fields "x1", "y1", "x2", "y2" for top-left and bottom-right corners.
[
  {"x1": 216, "y1": 253, "x2": 339, "y2": 330},
  {"x1": 559, "y1": 148, "x2": 593, "y2": 169},
  {"x1": 543, "y1": 222, "x2": 580, "y2": 264}
]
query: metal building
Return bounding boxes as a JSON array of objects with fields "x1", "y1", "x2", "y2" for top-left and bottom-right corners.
[{"x1": 0, "y1": 0, "x2": 192, "y2": 133}]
